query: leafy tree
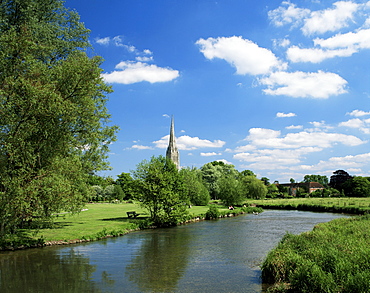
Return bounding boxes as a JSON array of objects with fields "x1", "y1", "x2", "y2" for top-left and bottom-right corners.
[
  {"x1": 343, "y1": 177, "x2": 370, "y2": 197},
  {"x1": 218, "y1": 175, "x2": 245, "y2": 206},
  {"x1": 0, "y1": 0, "x2": 117, "y2": 235},
  {"x1": 132, "y1": 156, "x2": 188, "y2": 226},
  {"x1": 179, "y1": 167, "x2": 210, "y2": 206},
  {"x1": 201, "y1": 161, "x2": 239, "y2": 199},
  {"x1": 303, "y1": 175, "x2": 328, "y2": 186},
  {"x1": 329, "y1": 170, "x2": 352, "y2": 190},
  {"x1": 243, "y1": 176, "x2": 268, "y2": 199},
  {"x1": 116, "y1": 172, "x2": 136, "y2": 200},
  {"x1": 261, "y1": 177, "x2": 270, "y2": 186},
  {"x1": 267, "y1": 184, "x2": 279, "y2": 198}
]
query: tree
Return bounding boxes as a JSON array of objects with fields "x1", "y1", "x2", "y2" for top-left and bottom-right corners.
[
  {"x1": 132, "y1": 156, "x2": 188, "y2": 226},
  {"x1": 303, "y1": 175, "x2": 328, "y2": 186},
  {"x1": 201, "y1": 161, "x2": 239, "y2": 199},
  {"x1": 343, "y1": 177, "x2": 370, "y2": 197},
  {"x1": 179, "y1": 167, "x2": 210, "y2": 206},
  {"x1": 0, "y1": 0, "x2": 117, "y2": 235},
  {"x1": 329, "y1": 170, "x2": 352, "y2": 190},
  {"x1": 218, "y1": 175, "x2": 245, "y2": 206},
  {"x1": 261, "y1": 177, "x2": 270, "y2": 186},
  {"x1": 116, "y1": 172, "x2": 136, "y2": 200},
  {"x1": 243, "y1": 176, "x2": 268, "y2": 199}
]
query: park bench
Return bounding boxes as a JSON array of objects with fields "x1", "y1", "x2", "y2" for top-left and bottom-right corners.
[{"x1": 127, "y1": 211, "x2": 139, "y2": 218}]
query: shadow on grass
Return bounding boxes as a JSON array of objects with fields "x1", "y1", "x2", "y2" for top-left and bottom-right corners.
[{"x1": 101, "y1": 216, "x2": 149, "y2": 222}]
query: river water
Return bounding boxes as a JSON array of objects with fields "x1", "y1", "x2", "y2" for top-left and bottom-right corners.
[{"x1": 0, "y1": 210, "x2": 348, "y2": 293}]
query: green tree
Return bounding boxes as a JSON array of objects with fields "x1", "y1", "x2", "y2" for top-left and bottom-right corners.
[
  {"x1": 243, "y1": 176, "x2": 268, "y2": 199},
  {"x1": 0, "y1": 0, "x2": 117, "y2": 236},
  {"x1": 116, "y1": 172, "x2": 136, "y2": 200},
  {"x1": 303, "y1": 174, "x2": 328, "y2": 186},
  {"x1": 179, "y1": 167, "x2": 210, "y2": 206},
  {"x1": 201, "y1": 161, "x2": 239, "y2": 199},
  {"x1": 261, "y1": 177, "x2": 270, "y2": 186},
  {"x1": 218, "y1": 175, "x2": 245, "y2": 206},
  {"x1": 132, "y1": 156, "x2": 188, "y2": 226},
  {"x1": 343, "y1": 177, "x2": 370, "y2": 197}
]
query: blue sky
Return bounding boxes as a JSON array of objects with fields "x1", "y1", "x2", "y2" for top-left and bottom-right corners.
[{"x1": 65, "y1": 0, "x2": 370, "y2": 183}]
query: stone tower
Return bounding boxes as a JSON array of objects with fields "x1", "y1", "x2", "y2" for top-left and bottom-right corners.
[{"x1": 166, "y1": 116, "x2": 180, "y2": 169}]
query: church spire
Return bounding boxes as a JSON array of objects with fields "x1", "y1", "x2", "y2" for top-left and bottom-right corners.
[{"x1": 166, "y1": 116, "x2": 180, "y2": 169}]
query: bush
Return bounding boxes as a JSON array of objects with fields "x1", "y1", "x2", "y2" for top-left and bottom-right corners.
[{"x1": 205, "y1": 205, "x2": 220, "y2": 219}]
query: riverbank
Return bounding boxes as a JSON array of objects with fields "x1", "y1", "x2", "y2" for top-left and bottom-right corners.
[
  {"x1": 0, "y1": 203, "x2": 261, "y2": 251},
  {"x1": 262, "y1": 214, "x2": 370, "y2": 292},
  {"x1": 247, "y1": 197, "x2": 370, "y2": 215}
]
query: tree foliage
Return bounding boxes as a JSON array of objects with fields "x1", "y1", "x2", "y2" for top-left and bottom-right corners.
[
  {"x1": 132, "y1": 156, "x2": 188, "y2": 226},
  {"x1": 303, "y1": 174, "x2": 329, "y2": 186},
  {"x1": 0, "y1": 0, "x2": 117, "y2": 235},
  {"x1": 179, "y1": 167, "x2": 210, "y2": 206}
]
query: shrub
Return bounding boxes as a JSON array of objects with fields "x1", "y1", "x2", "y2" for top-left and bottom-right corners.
[{"x1": 205, "y1": 205, "x2": 220, "y2": 219}]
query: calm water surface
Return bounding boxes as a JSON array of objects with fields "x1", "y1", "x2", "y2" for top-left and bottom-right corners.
[{"x1": 0, "y1": 210, "x2": 348, "y2": 293}]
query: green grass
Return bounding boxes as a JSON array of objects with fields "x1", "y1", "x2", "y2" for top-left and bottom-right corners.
[
  {"x1": 26, "y1": 203, "x2": 210, "y2": 242},
  {"x1": 246, "y1": 197, "x2": 370, "y2": 214},
  {"x1": 262, "y1": 215, "x2": 370, "y2": 292}
]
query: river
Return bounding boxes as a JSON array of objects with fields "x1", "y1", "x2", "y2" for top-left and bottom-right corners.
[{"x1": 0, "y1": 210, "x2": 348, "y2": 293}]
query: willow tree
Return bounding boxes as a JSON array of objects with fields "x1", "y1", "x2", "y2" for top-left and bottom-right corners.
[{"x1": 0, "y1": 0, "x2": 117, "y2": 235}]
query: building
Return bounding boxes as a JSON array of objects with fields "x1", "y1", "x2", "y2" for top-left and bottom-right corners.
[
  {"x1": 278, "y1": 182, "x2": 325, "y2": 196},
  {"x1": 166, "y1": 116, "x2": 180, "y2": 169}
]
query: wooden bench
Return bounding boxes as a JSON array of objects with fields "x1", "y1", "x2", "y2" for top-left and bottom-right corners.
[{"x1": 127, "y1": 211, "x2": 139, "y2": 218}]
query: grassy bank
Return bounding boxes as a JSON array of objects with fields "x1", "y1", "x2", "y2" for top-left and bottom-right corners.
[
  {"x1": 2, "y1": 203, "x2": 260, "y2": 249},
  {"x1": 247, "y1": 197, "x2": 370, "y2": 214},
  {"x1": 261, "y1": 214, "x2": 370, "y2": 293}
]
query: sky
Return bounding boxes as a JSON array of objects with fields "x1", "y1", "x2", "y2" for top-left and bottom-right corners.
[{"x1": 65, "y1": 0, "x2": 370, "y2": 183}]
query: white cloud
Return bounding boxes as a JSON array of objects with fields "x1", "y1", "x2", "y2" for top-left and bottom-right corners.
[
  {"x1": 153, "y1": 135, "x2": 226, "y2": 150},
  {"x1": 196, "y1": 36, "x2": 286, "y2": 75},
  {"x1": 314, "y1": 28, "x2": 370, "y2": 50},
  {"x1": 259, "y1": 71, "x2": 348, "y2": 98},
  {"x1": 131, "y1": 145, "x2": 154, "y2": 150},
  {"x1": 347, "y1": 109, "x2": 370, "y2": 117},
  {"x1": 287, "y1": 46, "x2": 356, "y2": 63},
  {"x1": 240, "y1": 127, "x2": 365, "y2": 150},
  {"x1": 200, "y1": 152, "x2": 222, "y2": 156},
  {"x1": 312, "y1": 153, "x2": 370, "y2": 171},
  {"x1": 307, "y1": 121, "x2": 334, "y2": 132},
  {"x1": 276, "y1": 112, "x2": 296, "y2": 118},
  {"x1": 302, "y1": 1, "x2": 359, "y2": 36},
  {"x1": 286, "y1": 125, "x2": 303, "y2": 130},
  {"x1": 339, "y1": 118, "x2": 364, "y2": 128},
  {"x1": 95, "y1": 37, "x2": 110, "y2": 45},
  {"x1": 102, "y1": 61, "x2": 179, "y2": 84},
  {"x1": 268, "y1": 1, "x2": 310, "y2": 27}
]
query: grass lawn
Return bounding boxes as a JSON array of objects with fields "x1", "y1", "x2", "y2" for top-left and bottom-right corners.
[
  {"x1": 246, "y1": 197, "x2": 370, "y2": 214},
  {"x1": 30, "y1": 203, "x2": 210, "y2": 242}
]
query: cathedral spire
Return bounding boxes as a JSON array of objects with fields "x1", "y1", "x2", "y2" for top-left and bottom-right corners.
[{"x1": 166, "y1": 116, "x2": 180, "y2": 169}]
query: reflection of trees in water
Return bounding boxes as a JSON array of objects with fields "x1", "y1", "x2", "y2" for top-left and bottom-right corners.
[
  {"x1": 0, "y1": 247, "x2": 101, "y2": 293},
  {"x1": 126, "y1": 228, "x2": 191, "y2": 292}
]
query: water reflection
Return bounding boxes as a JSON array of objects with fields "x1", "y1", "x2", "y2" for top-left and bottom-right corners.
[
  {"x1": 126, "y1": 228, "x2": 191, "y2": 292},
  {"x1": 0, "y1": 210, "x2": 348, "y2": 293},
  {"x1": 0, "y1": 247, "x2": 99, "y2": 293}
]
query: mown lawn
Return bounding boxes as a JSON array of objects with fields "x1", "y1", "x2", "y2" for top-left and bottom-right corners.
[
  {"x1": 246, "y1": 197, "x2": 370, "y2": 214},
  {"x1": 29, "y1": 203, "x2": 210, "y2": 242}
]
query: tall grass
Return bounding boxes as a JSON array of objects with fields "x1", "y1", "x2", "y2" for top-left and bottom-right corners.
[{"x1": 262, "y1": 215, "x2": 370, "y2": 292}]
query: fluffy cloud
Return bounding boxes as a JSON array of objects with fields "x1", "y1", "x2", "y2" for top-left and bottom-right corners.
[
  {"x1": 302, "y1": 1, "x2": 359, "y2": 36},
  {"x1": 339, "y1": 118, "x2": 370, "y2": 133},
  {"x1": 200, "y1": 152, "x2": 222, "y2": 156},
  {"x1": 287, "y1": 46, "x2": 356, "y2": 63},
  {"x1": 239, "y1": 127, "x2": 365, "y2": 150},
  {"x1": 102, "y1": 61, "x2": 179, "y2": 84},
  {"x1": 259, "y1": 71, "x2": 348, "y2": 98},
  {"x1": 268, "y1": 1, "x2": 310, "y2": 27},
  {"x1": 276, "y1": 112, "x2": 296, "y2": 118},
  {"x1": 196, "y1": 36, "x2": 286, "y2": 75},
  {"x1": 314, "y1": 28, "x2": 370, "y2": 50},
  {"x1": 286, "y1": 125, "x2": 303, "y2": 130},
  {"x1": 269, "y1": 1, "x2": 360, "y2": 35},
  {"x1": 131, "y1": 145, "x2": 154, "y2": 150},
  {"x1": 153, "y1": 135, "x2": 225, "y2": 150},
  {"x1": 347, "y1": 110, "x2": 370, "y2": 117}
]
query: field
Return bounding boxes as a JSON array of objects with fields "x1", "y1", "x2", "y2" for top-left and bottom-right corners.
[{"x1": 246, "y1": 197, "x2": 370, "y2": 214}]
